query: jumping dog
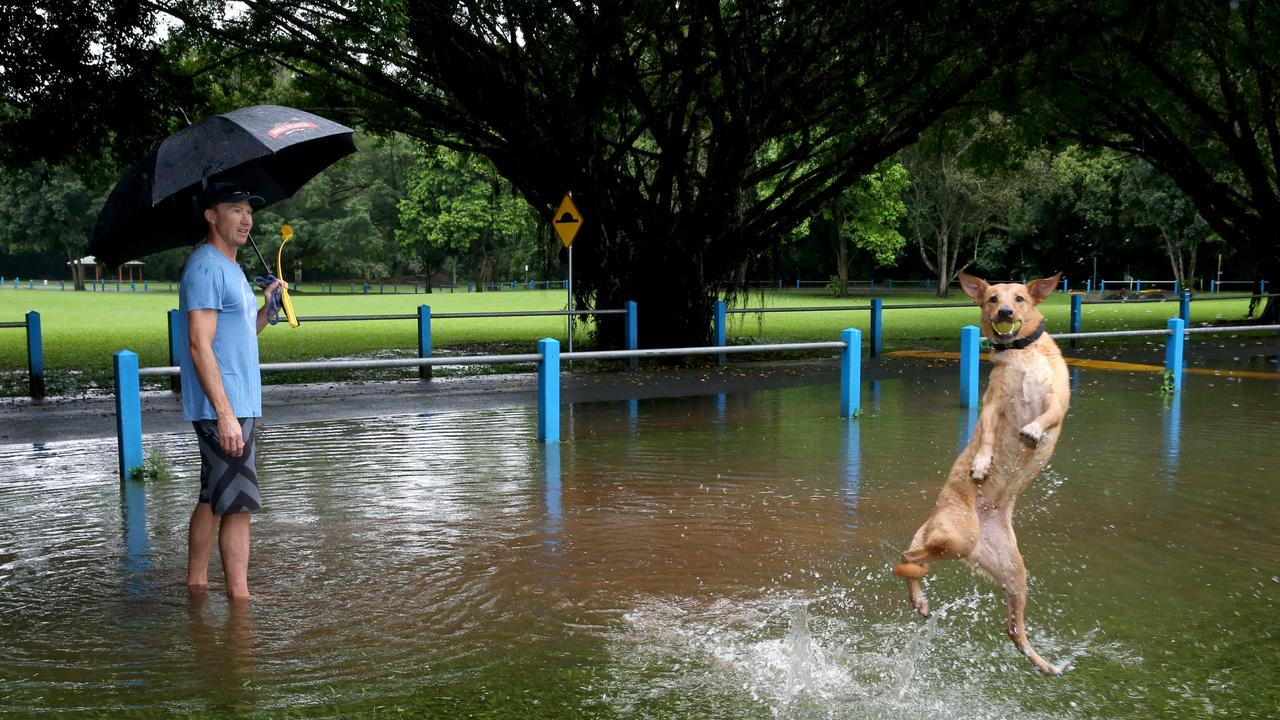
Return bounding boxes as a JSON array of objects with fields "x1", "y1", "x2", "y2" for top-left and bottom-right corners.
[{"x1": 893, "y1": 273, "x2": 1070, "y2": 675}]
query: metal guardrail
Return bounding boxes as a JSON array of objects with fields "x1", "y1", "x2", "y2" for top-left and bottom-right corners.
[
  {"x1": 112, "y1": 332, "x2": 864, "y2": 479},
  {"x1": 296, "y1": 308, "x2": 626, "y2": 322},
  {"x1": 3, "y1": 312, "x2": 44, "y2": 398}
]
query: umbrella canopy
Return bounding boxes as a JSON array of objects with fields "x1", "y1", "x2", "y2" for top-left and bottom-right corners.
[{"x1": 88, "y1": 105, "x2": 356, "y2": 267}]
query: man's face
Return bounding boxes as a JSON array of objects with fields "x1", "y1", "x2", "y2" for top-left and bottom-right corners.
[{"x1": 204, "y1": 201, "x2": 254, "y2": 248}]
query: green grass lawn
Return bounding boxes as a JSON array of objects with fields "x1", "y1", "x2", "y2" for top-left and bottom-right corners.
[{"x1": 0, "y1": 286, "x2": 1257, "y2": 396}]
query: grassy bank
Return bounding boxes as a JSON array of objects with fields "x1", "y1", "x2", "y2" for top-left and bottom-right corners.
[{"x1": 0, "y1": 286, "x2": 1256, "y2": 396}]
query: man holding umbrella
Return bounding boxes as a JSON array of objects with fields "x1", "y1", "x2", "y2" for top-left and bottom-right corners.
[
  {"x1": 90, "y1": 104, "x2": 357, "y2": 598},
  {"x1": 179, "y1": 181, "x2": 286, "y2": 600}
]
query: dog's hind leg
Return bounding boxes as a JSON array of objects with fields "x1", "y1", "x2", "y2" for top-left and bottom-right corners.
[
  {"x1": 893, "y1": 525, "x2": 933, "y2": 615},
  {"x1": 973, "y1": 526, "x2": 1061, "y2": 676}
]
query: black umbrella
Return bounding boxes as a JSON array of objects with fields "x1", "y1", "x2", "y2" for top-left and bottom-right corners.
[{"x1": 88, "y1": 104, "x2": 357, "y2": 267}]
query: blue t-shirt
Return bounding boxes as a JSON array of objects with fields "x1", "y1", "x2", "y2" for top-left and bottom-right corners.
[{"x1": 178, "y1": 243, "x2": 262, "y2": 421}]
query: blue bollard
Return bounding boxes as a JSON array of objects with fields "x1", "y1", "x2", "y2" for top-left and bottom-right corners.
[
  {"x1": 1137, "y1": 280, "x2": 1143, "y2": 292},
  {"x1": 167, "y1": 309, "x2": 182, "y2": 393},
  {"x1": 1101, "y1": 279, "x2": 1106, "y2": 293},
  {"x1": 1210, "y1": 279, "x2": 1216, "y2": 293},
  {"x1": 1164, "y1": 318, "x2": 1184, "y2": 391},
  {"x1": 870, "y1": 298, "x2": 883, "y2": 357},
  {"x1": 418, "y1": 305, "x2": 432, "y2": 380},
  {"x1": 1086, "y1": 278, "x2": 1092, "y2": 293},
  {"x1": 1180, "y1": 291, "x2": 1191, "y2": 324},
  {"x1": 625, "y1": 300, "x2": 638, "y2": 370},
  {"x1": 1173, "y1": 280, "x2": 1179, "y2": 294},
  {"x1": 1061, "y1": 277, "x2": 1068, "y2": 293},
  {"x1": 1070, "y1": 293, "x2": 1082, "y2": 349},
  {"x1": 795, "y1": 278, "x2": 800, "y2": 290},
  {"x1": 26, "y1": 311, "x2": 44, "y2": 399},
  {"x1": 714, "y1": 300, "x2": 727, "y2": 365},
  {"x1": 114, "y1": 350, "x2": 144, "y2": 480},
  {"x1": 960, "y1": 325, "x2": 980, "y2": 408},
  {"x1": 840, "y1": 328, "x2": 862, "y2": 418},
  {"x1": 538, "y1": 338, "x2": 560, "y2": 442}
]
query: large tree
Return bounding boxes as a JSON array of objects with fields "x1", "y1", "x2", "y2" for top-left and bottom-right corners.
[
  {"x1": 148, "y1": 0, "x2": 1063, "y2": 346},
  {"x1": 1037, "y1": 0, "x2": 1280, "y2": 320}
]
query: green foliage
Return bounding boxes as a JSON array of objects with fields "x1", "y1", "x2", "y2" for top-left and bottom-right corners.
[
  {"x1": 129, "y1": 448, "x2": 173, "y2": 482},
  {"x1": 0, "y1": 163, "x2": 102, "y2": 287},
  {"x1": 839, "y1": 162, "x2": 910, "y2": 266},
  {"x1": 397, "y1": 146, "x2": 544, "y2": 286}
]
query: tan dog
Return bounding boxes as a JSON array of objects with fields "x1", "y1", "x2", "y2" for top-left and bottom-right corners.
[{"x1": 892, "y1": 273, "x2": 1070, "y2": 675}]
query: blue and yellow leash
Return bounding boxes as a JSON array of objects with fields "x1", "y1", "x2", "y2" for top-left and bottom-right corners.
[{"x1": 248, "y1": 225, "x2": 300, "y2": 328}]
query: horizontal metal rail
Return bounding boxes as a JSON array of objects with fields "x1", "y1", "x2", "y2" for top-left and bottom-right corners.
[
  {"x1": 138, "y1": 353, "x2": 545, "y2": 377},
  {"x1": 726, "y1": 305, "x2": 869, "y2": 314},
  {"x1": 1185, "y1": 323, "x2": 1280, "y2": 334},
  {"x1": 135, "y1": 341, "x2": 848, "y2": 378},
  {"x1": 0, "y1": 321, "x2": 25, "y2": 328},
  {"x1": 1054, "y1": 323, "x2": 1279, "y2": 341},
  {"x1": 565, "y1": 341, "x2": 846, "y2": 361},
  {"x1": 296, "y1": 308, "x2": 626, "y2": 323}
]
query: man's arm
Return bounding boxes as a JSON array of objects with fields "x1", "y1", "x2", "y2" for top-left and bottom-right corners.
[{"x1": 189, "y1": 308, "x2": 244, "y2": 457}]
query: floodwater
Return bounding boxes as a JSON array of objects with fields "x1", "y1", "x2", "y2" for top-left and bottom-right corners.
[{"x1": 1, "y1": 368, "x2": 1278, "y2": 718}]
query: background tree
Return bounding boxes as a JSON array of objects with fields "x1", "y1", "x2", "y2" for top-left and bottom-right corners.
[
  {"x1": 902, "y1": 113, "x2": 1024, "y2": 296},
  {"x1": 831, "y1": 162, "x2": 910, "y2": 296},
  {"x1": 1037, "y1": 0, "x2": 1280, "y2": 320},
  {"x1": 397, "y1": 146, "x2": 544, "y2": 291},
  {"x1": 1119, "y1": 160, "x2": 1217, "y2": 290},
  {"x1": 0, "y1": 163, "x2": 100, "y2": 290}
]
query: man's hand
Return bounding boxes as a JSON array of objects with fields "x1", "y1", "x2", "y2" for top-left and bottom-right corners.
[
  {"x1": 217, "y1": 414, "x2": 245, "y2": 457},
  {"x1": 257, "y1": 278, "x2": 289, "y2": 332}
]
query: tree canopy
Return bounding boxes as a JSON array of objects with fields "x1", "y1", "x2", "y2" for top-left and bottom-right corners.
[{"x1": 148, "y1": 0, "x2": 1065, "y2": 345}]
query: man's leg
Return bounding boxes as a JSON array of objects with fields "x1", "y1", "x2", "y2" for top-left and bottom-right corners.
[
  {"x1": 187, "y1": 502, "x2": 217, "y2": 587},
  {"x1": 220, "y1": 511, "x2": 251, "y2": 599}
]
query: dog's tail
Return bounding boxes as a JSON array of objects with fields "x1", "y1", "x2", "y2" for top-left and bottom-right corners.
[{"x1": 892, "y1": 562, "x2": 928, "y2": 579}]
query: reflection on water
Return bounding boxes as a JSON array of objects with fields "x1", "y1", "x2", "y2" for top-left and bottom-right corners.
[{"x1": 0, "y1": 370, "x2": 1277, "y2": 718}]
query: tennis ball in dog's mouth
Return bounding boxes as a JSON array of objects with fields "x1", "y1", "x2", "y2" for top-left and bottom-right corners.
[{"x1": 992, "y1": 320, "x2": 1022, "y2": 336}]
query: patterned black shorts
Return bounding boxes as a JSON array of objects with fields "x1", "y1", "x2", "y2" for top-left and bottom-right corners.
[{"x1": 193, "y1": 417, "x2": 262, "y2": 515}]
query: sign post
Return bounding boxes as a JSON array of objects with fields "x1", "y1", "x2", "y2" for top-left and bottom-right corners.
[{"x1": 553, "y1": 194, "x2": 583, "y2": 354}]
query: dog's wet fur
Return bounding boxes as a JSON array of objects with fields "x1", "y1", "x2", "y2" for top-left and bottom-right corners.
[{"x1": 892, "y1": 273, "x2": 1070, "y2": 675}]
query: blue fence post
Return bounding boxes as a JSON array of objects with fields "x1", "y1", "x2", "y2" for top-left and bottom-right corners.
[
  {"x1": 537, "y1": 338, "x2": 560, "y2": 442},
  {"x1": 1179, "y1": 291, "x2": 1191, "y2": 324},
  {"x1": 625, "y1": 300, "x2": 638, "y2": 370},
  {"x1": 870, "y1": 298, "x2": 883, "y2": 357},
  {"x1": 1101, "y1": 279, "x2": 1106, "y2": 293},
  {"x1": 1070, "y1": 293, "x2": 1082, "y2": 348},
  {"x1": 960, "y1": 325, "x2": 980, "y2": 408},
  {"x1": 166, "y1": 309, "x2": 182, "y2": 393},
  {"x1": 840, "y1": 328, "x2": 862, "y2": 418},
  {"x1": 1086, "y1": 278, "x2": 1092, "y2": 293},
  {"x1": 114, "y1": 350, "x2": 144, "y2": 480},
  {"x1": 1173, "y1": 280, "x2": 1179, "y2": 294},
  {"x1": 1165, "y1": 317, "x2": 1185, "y2": 392},
  {"x1": 1210, "y1": 279, "x2": 1216, "y2": 293},
  {"x1": 714, "y1": 299, "x2": 727, "y2": 365},
  {"x1": 418, "y1": 305, "x2": 432, "y2": 380},
  {"x1": 26, "y1": 310, "x2": 44, "y2": 399},
  {"x1": 1136, "y1": 279, "x2": 1143, "y2": 292}
]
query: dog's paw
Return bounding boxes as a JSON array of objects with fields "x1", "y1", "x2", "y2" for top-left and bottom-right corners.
[
  {"x1": 1019, "y1": 422, "x2": 1046, "y2": 446},
  {"x1": 971, "y1": 451, "x2": 992, "y2": 481}
]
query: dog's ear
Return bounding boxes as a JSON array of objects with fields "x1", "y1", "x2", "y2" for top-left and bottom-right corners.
[
  {"x1": 1026, "y1": 273, "x2": 1061, "y2": 304},
  {"x1": 958, "y1": 272, "x2": 989, "y2": 303}
]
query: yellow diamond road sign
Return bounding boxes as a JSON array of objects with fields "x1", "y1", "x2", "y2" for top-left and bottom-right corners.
[{"x1": 553, "y1": 194, "x2": 583, "y2": 247}]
